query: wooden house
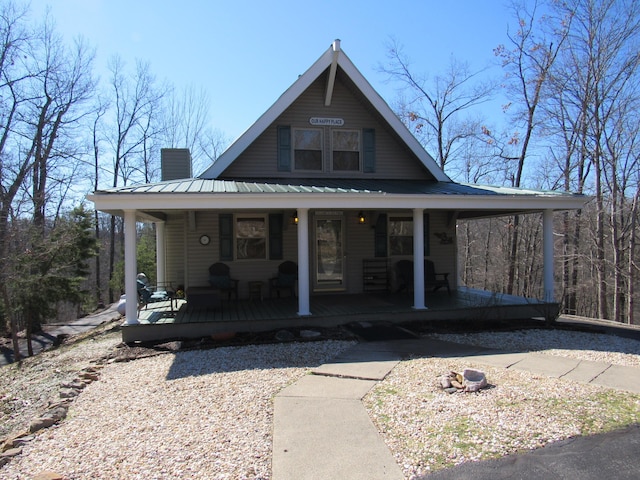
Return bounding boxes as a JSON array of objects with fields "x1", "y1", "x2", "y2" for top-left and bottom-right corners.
[{"x1": 89, "y1": 40, "x2": 587, "y2": 342}]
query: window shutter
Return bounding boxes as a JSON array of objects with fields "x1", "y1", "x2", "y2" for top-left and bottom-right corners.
[
  {"x1": 374, "y1": 213, "x2": 387, "y2": 257},
  {"x1": 277, "y1": 126, "x2": 292, "y2": 172},
  {"x1": 363, "y1": 128, "x2": 376, "y2": 173},
  {"x1": 269, "y1": 213, "x2": 283, "y2": 260},
  {"x1": 219, "y1": 214, "x2": 233, "y2": 261},
  {"x1": 423, "y1": 213, "x2": 430, "y2": 257}
]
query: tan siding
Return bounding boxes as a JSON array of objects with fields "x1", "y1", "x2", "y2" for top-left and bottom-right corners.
[
  {"x1": 221, "y1": 70, "x2": 433, "y2": 180},
  {"x1": 165, "y1": 213, "x2": 186, "y2": 289},
  {"x1": 178, "y1": 211, "x2": 300, "y2": 299},
  {"x1": 427, "y1": 211, "x2": 457, "y2": 290},
  {"x1": 165, "y1": 209, "x2": 456, "y2": 299},
  {"x1": 343, "y1": 211, "x2": 377, "y2": 293}
]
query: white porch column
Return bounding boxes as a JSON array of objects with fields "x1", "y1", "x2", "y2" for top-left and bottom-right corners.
[
  {"x1": 155, "y1": 221, "x2": 166, "y2": 287},
  {"x1": 543, "y1": 209, "x2": 555, "y2": 302},
  {"x1": 413, "y1": 208, "x2": 427, "y2": 310},
  {"x1": 124, "y1": 210, "x2": 139, "y2": 325},
  {"x1": 297, "y1": 208, "x2": 311, "y2": 316}
]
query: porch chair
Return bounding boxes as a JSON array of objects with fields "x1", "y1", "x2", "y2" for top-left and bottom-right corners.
[
  {"x1": 424, "y1": 259, "x2": 450, "y2": 295},
  {"x1": 395, "y1": 259, "x2": 451, "y2": 295},
  {"x1": 137, "y1": 278, "x2": 154, "y2": 310},
  {"x1": 137, "y1": 275, "x2": 175, "y2": 311},
  {"x1": 208, "y1": 262, "x2": 239, "y2": 301},
  {"x1": 269, "y1": 260, "x2": 298, "y2": 298}
]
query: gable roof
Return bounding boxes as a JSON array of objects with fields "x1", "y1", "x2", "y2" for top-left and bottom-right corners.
[{"x1": 199, "y1": 40, "x2": 451, "y2": 182}]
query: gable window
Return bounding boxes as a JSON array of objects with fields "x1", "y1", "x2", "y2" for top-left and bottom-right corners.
[
  {"x1": 332, "y1": 130, "x2": 360, "y2": 171},
  {"x1": 236, "y1": 215, "x2": 266, "y2": 260},
  {"x1": 389, "y1": 216, "x2": 413, "y2": 255},
  {"x1": 294, "y1": 128, "x2": 323, "y2": 171}
]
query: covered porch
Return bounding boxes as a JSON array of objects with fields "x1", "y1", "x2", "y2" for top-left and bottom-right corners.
[{"x1": 123, "y1": 287, "x2": 559, "y2": 343}]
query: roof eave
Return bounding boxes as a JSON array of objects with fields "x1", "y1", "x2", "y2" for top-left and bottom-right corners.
[{"x1": 88, "y1": 191, "x2": 589, "y2": 214}]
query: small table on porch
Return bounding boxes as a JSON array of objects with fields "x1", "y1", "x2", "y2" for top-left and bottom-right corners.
[{"x1": 248, "y1": 281, "x2": 264, "y2": 302}]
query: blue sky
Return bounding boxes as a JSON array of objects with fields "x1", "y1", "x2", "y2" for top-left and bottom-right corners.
[{"x1": 29, "y1": 0, "x2": 514, "y2": 142}]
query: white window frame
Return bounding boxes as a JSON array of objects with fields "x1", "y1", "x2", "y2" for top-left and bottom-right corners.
[
  {"x1": 388, "y1": 216, "x2": 414, "y2": 256},
  {"x1": 235, "y1": 214, "x2": 268, "y2": 261},
  {"x1": 293, "y1": 127, "x2": 324, "y2": 172},
  {"x1": 331, "y1": 129, "x2": 361, "y2": 172}
]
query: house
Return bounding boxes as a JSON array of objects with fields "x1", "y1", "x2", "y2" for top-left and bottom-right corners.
[{"x1": 88, "y1": 40, "x2": 587, "y2": 342}]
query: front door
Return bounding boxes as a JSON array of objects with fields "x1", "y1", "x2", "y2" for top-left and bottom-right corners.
[{"x1": 313, "y1": 213, "x2": 345, "y2": 291}]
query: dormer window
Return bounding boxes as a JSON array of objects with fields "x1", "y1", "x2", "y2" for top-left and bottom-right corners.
[
  {"x1": 278, "y1": 125, "x2": 375, "y2": 173},
  {"x1": 294, "y1": 128, "x2": 323, "y2": 171},
  {"x1": 332, "y1": 130, "x2": 360, "y2": 171}
]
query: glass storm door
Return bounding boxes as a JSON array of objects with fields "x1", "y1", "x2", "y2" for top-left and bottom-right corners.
[{"x1": 314, "y1": 215, "x2": 345, "y2": 291}]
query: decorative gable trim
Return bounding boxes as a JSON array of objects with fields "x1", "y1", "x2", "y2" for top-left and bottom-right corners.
[{"x1": 199, "y1": 41, "x2": 451, "y2": 183}]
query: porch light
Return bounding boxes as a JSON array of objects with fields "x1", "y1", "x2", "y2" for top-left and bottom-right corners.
[
  {"x1": 357, "y1": 211, "x2": 366, "y2": 224},
  {"x1": 291, "y1": 211, "x2": 299, "y2": 225}
]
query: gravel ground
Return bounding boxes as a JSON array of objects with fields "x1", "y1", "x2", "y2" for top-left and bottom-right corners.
[
  {"x1": 364, "y1": 329, "x2": 640, "y2": 479},
  {"x1": 1, "y1": 326, "x2": 639, "y2": 480},
  {"x1": 1, "y1": 339, "x2": 355, "y2": 479}
]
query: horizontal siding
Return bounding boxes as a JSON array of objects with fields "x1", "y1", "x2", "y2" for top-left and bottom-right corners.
[
  {"x1": 222, "y1": 70, "x2": 432, "y2": 180},
  {"x1": 165, "y1": 212, "x2": 186, "y2": 289},
  {"x1": 181, "y1": 211, "x2": 300, "y2": 298},
  {"x1": 165, "y1": 209, "x2": 457, "y2": 299}
]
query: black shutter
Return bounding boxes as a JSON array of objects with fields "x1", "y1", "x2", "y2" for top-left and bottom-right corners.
[
  {"x1": 374, "y1": 213, "x2": 387, "y2": 257},
  {"x1": 363, "y1": 128, "x2": 375, "y2": 173},
  {"x1": 219, "y1": 214, "x2": 233, "y2": 261},
  {"x1": 423, "y1": 213, "x2": 430, "y2": 257},
  {"x1": 277, "y1": 125, "x2": 292, "y2": 172},
  {"x1": 269, "y1": 213, "x2": 283, "y2": 260}
]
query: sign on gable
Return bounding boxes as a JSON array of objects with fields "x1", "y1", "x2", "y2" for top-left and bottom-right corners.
[{"x1": 309, "y1": 117, "x2": 344, "y2": 126}]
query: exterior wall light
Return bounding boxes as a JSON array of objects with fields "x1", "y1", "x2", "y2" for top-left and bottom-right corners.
[{"x1": 358, "y1": 211, "x2": 366, "y2": 224}]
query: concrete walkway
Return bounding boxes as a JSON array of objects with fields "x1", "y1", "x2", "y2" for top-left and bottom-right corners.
[
  {"x1": 272, "y1": 336, "x2": 640, "y2": 480},
  {"x1": 0, "y1": 304, "x2": 122, "y2": 366}
]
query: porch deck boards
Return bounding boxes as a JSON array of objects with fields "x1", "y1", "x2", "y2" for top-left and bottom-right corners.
[{"x1": 137, "y1": 288, "x2": 547, "y2": 326}]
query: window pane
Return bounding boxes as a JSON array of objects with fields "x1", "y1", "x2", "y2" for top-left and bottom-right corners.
[
  {"x1": 294, "y1": 130, "x2": 322, "y2": 149},
  {"x1": 236, "y1": 218, "x2": 265, "y2": 238},
  {"x1": 294, "y1": 129, "x2": 322, "y2": 170},
  {"x1": 295, "y1": 150, "x2": 322, "y2": 170},
  {"x1": 236, "y1": 217, "x2": 266, "y2": 259},
  {"x1": 333, "y1": 130, "x2": 359, "y2": 151},
  {"x1": 389, "y1": 217, "x2": 413, "y2": 256},
  {"x1": 390, "y1": 217, "x2": 413, "y2": 235},
  {"x1": 390, "y1": 236, "x2": 413, "y2": 256},
  {"x1": 332, "y1": 130, "x2": 360, "y2": 171},
  {"x1": 333, "y1": 151, "x2": 360, "y2": 171}
]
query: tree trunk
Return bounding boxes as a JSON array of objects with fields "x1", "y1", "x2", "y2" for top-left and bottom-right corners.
[{"x1": 628, "y1": 192, "x2": 639, "y2": 325}]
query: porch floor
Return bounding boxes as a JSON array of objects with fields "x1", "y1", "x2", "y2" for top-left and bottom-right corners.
[{"x1": 126, "y1": 288, "x2": 558, "y2": 343}]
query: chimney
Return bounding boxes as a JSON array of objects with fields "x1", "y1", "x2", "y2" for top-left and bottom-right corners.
[{"x1": 161, "y1": 148, "x2": 192, "y2": 181}]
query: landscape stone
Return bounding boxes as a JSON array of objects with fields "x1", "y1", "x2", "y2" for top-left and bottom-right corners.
[
  {"x1": 29, "y1": 417, "x2": 58, "y2": 433},
  {"x1": 33, "y1": 471, "x2": 65, "y2": 480}
]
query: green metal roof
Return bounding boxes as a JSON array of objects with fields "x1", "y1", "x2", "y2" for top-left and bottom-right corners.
[{"x1": 95, "y1": 177, "x2": 580, "y2": 199}]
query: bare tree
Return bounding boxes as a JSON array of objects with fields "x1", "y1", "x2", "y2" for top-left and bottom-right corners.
[
  {"x1": 103, "y1": 56, "x2": 165, "y2": 302},
  {"x1": 0, "y1": 2, "x2": 96, "y2": 358},
  {"x1": 380, "y1": 39, "x2": 495, "y2": 172},
  {"x1": 160, "y1": 84, "x2": 230, "y2": 175},
  {"x1": 496, "y1": 0, "x2": 570, "y2": 295},
  {"x1": 549, "y1": 0, "x2": 640, "y2": 320}
]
